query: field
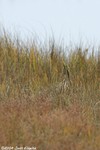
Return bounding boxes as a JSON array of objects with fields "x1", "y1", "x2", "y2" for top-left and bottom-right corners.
[{"x1": 0, "y1": 30, "x2": 100, "y2": 150}]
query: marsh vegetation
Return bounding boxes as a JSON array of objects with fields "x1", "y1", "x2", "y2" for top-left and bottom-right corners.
[{"x1": 0, "y1": 30, "x2": 100, "y2": 149}]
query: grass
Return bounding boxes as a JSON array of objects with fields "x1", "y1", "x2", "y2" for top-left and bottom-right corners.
[{"x1": 0, "y1": 29, "x2": 100, "y2": 150}]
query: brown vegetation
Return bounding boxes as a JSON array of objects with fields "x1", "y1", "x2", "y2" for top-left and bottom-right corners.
[{"x1": 0, "y1": 30, "x2": 100, "y2": 149}]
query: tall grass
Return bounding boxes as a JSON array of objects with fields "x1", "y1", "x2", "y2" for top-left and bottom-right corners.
[
  {"x1": 0, "y1": 32, "x2": 99, "y2": 97},
  {"x1": 0, "y1": 30, "x2": 100, "y2": 149}
]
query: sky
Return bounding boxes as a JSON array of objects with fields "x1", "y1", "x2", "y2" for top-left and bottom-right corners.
[{"x1": 0, "y1": 0, "x2": 100, "y2": 45}]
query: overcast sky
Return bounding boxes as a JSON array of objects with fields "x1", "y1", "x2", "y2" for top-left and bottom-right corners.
[{"x1": 0, "y1": 0, "x2": 100, "y2": 45}]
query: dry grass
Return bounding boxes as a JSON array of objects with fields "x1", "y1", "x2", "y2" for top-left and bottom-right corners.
[{"x1": 0, "y1": 30, "x2": 100, "y2": 149}]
